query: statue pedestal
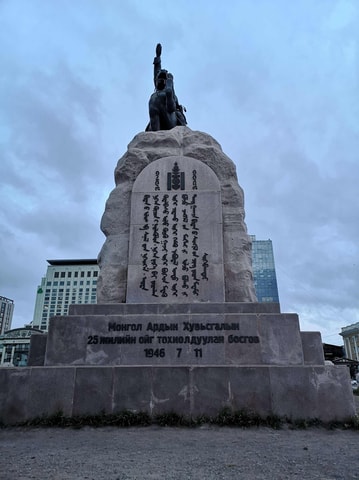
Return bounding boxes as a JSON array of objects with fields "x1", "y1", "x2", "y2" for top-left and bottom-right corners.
[
  {"x1": 0, "y1": 128, "x2": 354, "y2": 424},
  {"x1": 1, "y1": 301, "x2": 354, "y2": 424}
]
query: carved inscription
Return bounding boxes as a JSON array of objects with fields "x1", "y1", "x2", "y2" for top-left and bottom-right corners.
[
  {"x1": 86, "y1": 320, "x2": 260, "y2": 364},
  {"x1": 138, "y1": 191, "x2": 208, "y2": 299},
  {"x1": 127, "y1": 156, "x2": 225, "y2": 303}
]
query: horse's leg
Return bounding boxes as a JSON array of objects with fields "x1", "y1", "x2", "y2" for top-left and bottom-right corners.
[
  {"x1": 165, "y1": 85, "x2": 176, "y2": 114},
  {"x1": 164, "y1": 84, "x2": 178, "y2": 129},
  {"x1": 148, "y1": 90, "x2": 177, "y2": 130},
  {"x1": 162, "y1": 111, "x2": 177, "y2": 130},
  {"x1": 149, "y1": 102, "x2": 161, "y2": 131},
  {"x1": 150, "y1": 113, "x2": 160, "y2": 131}
]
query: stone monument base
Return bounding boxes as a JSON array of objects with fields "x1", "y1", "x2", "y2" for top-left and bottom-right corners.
[
  {"x1": 0, "y1": 303, "x2": 355, "y2": 425},
  {"x1": 0, "y1": 364, "x2": 354, "y2": 425}
]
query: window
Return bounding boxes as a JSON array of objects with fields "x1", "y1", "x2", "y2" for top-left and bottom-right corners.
[{"x1": 61, "y1": 272, "x2": 65, "y2": 278}]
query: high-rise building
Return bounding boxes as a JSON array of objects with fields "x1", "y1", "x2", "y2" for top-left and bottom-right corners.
[
  {"x1": 251, "y1": 236, "x2": 279, "y2": 303},
  {"x1": 0, "y1": 296, "x2": 14, "y2": 334},
  {"x1": 32, "y1": 260, "x2": 99, "y2": 331}
]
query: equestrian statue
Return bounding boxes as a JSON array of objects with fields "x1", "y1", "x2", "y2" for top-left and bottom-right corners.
[{"x1": 146, "y1": 43, "x2": 187, "y2": 131}]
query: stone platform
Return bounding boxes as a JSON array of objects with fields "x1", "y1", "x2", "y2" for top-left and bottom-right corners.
[
  {"x1": 0, "y1": 364, "x2": 354, "y2": 425},
  {"x1": 0, "y1": 302, "x2": 355, "y2": 425},
  {"x1": 0, "y1": 129, "x2": 355, "y2": 424}
]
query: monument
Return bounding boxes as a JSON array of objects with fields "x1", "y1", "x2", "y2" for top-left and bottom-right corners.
[
  {"x1": 0, "y1": 45, "x2": 355, "y2": 425},
  {"x1": 146, "y1": 43, "x2": 187, "y2": 131}
]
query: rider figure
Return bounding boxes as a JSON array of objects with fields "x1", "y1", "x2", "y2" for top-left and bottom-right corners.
[{"x1": 148, "y1": 43, "x2": 187, "y2": 131}]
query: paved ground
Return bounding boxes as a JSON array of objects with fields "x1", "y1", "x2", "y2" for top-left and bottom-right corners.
[
  {"x1": 1, "y1": 396, "x2": 358, "y2": 480},
  {"x1": 1, "y1": 423, "x2": 359, "y2": 480}
]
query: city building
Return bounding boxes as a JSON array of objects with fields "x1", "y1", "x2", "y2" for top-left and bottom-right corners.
[
  {"x1": 0, "y1": 327, "x2": 44, "y2": 367},
  {"x1": 340, "y1": 322, "x2": 359, "y2": 361},
  {"x1": 0, "y1": 296, "x2": 14, "y2": 335},
  {"x1": 32, "y1": 259, "x2": 99, "y2": 331},
  {"x1": 323, "y1": 343, "x2": 344, "y2": 362},
  {"x1": 251, "y1": 236, "x2": 279, "y2": 303}
]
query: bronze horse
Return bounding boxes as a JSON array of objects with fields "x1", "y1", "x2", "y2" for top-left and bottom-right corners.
[{"x1": 146, "y1": 44, "x2": 187, "y2": 132}]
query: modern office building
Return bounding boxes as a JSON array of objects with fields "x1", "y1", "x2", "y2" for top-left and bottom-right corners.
[
  {"x1": 340, "y1": 322, "x2": 359, "y2": 361},
  {"x1": 32, "y1": 260, "x2": 99, "y2": 331},
  {"x1": 0, "y1": 296, "x2": 14, "y2": 335},
  {"x1": 251, "y1": 236, "x2": 279, "y2": 303}
]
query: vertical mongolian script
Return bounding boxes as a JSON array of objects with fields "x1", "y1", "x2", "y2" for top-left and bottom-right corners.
[{"x1": 127, "y1": 157, "x2": 225, "y2": 303}]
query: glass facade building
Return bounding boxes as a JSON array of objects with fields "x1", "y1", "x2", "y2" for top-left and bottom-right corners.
[
  {"x1": 32, "y1": 259, "x2": 99, "y2": 331},
  {"x1": 251, "y1": 236, "x2": 279, "y2": 303}
]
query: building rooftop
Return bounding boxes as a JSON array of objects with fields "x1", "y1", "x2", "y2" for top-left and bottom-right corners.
[{"x1": 47, "y1": 259, "x2": 98, "y2": 266}]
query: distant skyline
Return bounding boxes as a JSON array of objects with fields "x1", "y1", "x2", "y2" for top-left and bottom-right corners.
[{"x1": 1, "y1": 0, "x2": 358, "y2": 345}]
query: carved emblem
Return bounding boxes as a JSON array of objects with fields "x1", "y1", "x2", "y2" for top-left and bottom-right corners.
[{"x1": 167, "y1": 162, "x2": 185, "y2": 190}]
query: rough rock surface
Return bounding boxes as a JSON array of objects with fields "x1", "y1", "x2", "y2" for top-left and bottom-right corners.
[{"x1": 97, "y1": 126, "x2": 257, "y2": 303}]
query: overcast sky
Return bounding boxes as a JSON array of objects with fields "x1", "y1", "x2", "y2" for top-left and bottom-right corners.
[{"x1": 1, "y1": 0, "x2": 358, "y2": 345}]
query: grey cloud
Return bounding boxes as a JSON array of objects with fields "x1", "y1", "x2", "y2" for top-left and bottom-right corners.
[{"x1": 0, "y1": 1, "x2": 358, "y2": 346}]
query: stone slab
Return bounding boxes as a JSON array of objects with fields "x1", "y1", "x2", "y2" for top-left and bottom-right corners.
[
  {"x1": 113, "y1": 367, "x2": 153, "y2": 413},
  {"x1": 0, "y1": 365, "x2": 355, "y2": 424},
  {"x1": 0, "y1": 368, "x2": 31, "y2": 425},
  {"x1": 127, "y1": 157, "x2": 225, "y2": 303},
  {"x1": 44, "y1": 312, "x2": 313, "y2": 367},
  {"x1": 228, "y1": 366, "x2": 273, "y2": 417},
  {"x1": 269, "y1": 365, "x2": 354, "y2": 421},
  {"x1": 301, "y1": 331, "x2": 325, "y2": 365},
  {"x1": 259, "y1": 313, "x2": 304, "y2": 365},
  {"x1": 27, "y1": 333, "x2": 48, "y2": 366},
  {"x1": 73, "y1": 367, "x2": 113, "y2": 416},
  {"x1": 27, "y1": 367, "x2": 75, "y2": 418},
  {"x1": 68, "y1": 302, "x2": 281, "y2": 316}
]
